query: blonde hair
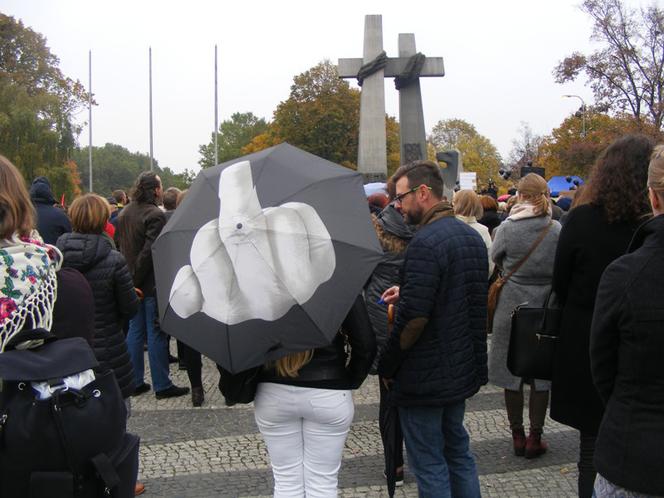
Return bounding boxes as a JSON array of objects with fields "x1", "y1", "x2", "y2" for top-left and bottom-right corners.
[
  {"x1": 0, "y1": 155, "x2": 35, "y2": 240},
  {"x1": 649, "y1": 145, "x2": 664, "y2": 195},
  {"x1": 273, "y1": 350, "x2": 314, "y2": 378},
  {"x1": 453, "y1": 190, "x2": 483, "y2": 219},
  {"x1": 517, "y1": 173, "x2": 549, "y2": 216},
  {"x1": 69, "y1": 194, "x2": 111, "y2": 234}
]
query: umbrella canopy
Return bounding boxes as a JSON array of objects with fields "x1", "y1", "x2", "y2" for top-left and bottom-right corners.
[
  {"x1": 153, "y1": 143, "x2": 383, "y2": 373},
  {"x1": 547, "y1": 175, "x2": 584, "y2": 197}
]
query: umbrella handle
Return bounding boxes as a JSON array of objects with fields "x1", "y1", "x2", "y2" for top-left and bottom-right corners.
[{"x1": 387, "y1": 304, "x2": 394, "y2": 325}]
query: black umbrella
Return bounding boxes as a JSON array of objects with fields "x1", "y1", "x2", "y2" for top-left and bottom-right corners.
[
  {"x1": 153, "y1": 143, "x2": 383, "y2": 373},
  {"x1": 382, "y1": 304, "x2": 401, "y2": 497}
]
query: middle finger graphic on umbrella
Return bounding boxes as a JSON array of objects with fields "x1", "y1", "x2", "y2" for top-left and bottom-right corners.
[{"x1": 169, "y1": 160, "x2": 336, "y2": 325}]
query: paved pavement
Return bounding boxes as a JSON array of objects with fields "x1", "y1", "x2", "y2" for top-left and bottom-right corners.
[{"x1": 129, "y1": 349, "x2": 579, "y2": 497}]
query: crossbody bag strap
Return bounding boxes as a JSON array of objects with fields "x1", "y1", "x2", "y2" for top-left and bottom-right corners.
[{"x1": 502, "y1": 220, "x2": 553, "y2": 283}]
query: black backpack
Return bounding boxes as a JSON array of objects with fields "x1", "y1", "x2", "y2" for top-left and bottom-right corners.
[{"x1": 0, "y1": 330, "x2": 139, "y2": 498}]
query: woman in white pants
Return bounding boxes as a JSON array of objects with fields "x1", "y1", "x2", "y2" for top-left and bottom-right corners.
[{"x1": 254, "y1": 296, "x2": 376, "y2": 497}]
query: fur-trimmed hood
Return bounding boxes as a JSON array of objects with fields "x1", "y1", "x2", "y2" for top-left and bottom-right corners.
[{"x1": 372, "y1": 204, "x2": 415, "y2": 253}]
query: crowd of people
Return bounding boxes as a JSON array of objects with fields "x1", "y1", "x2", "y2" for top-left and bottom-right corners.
[{"x1": 0, "y1": 132, "x2": 662, "y2": 498}]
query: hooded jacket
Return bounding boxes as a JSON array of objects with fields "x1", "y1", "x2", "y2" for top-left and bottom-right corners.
[
  {"x1": 30, "y1": 177, "x2": 71, "y2": 245},
  {"x1": 364, "y1": 205, "x2": 415, "y2": 372},
  {"x1": 57, "y1": 232, "x2": 139, "y2": 398}
]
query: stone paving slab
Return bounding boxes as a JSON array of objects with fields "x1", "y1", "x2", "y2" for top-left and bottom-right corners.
[{"x1": 129, "y1": 347, "x2": 579, "y2": 497}]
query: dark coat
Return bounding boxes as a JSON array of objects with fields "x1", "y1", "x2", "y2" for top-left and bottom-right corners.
[
  {"x1": 114, "y1": 201, "x2": 166, "y2": 297},
  {"x1": 478, "y1": 210, "x2": 501, "y2": 237},
  {"x1": 550, "y1": 204, "x2": 640, "y2": 433},
  {"x1": 57, "y1": 232, "x2": 139, "y2": 398},
  {"x1": 51, "y1": 267, "x2": 95, "y2": 346},
  {"x1": 590, "y1": 214, "x2": 664, "y2": 495},
  {"x1": 29, "y1": 177, "x2": 71, "y2": 245},
  {"x1": 260, "y1": 295, "x2": 376, "y2": 390},
  {"x1": 378, "y1": 204, "x2": 488, "y2": 406},
  {"x1": 364, "y1": 205, "x2": 415, "y2": 373}
]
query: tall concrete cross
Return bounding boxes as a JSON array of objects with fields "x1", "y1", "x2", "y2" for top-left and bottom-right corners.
[{"x1": 338, "y1": 15, "x2": 445, "y2": 181}]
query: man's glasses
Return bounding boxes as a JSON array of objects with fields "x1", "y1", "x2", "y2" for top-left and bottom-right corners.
[{"x1": 394, "y1": 185, "x2": 431, "y2": 205}]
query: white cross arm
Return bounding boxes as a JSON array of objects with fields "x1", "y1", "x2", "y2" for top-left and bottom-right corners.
[{"x1": 337, "y1": 57, "x2": 445, "y2": 79}]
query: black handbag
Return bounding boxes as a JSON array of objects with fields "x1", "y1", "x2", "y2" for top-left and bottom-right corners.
[
  {"x1": 507, "y1": 292, "x2": 561, "y2": 381},
  {"x1": 217, "y1": 365, "x2": 261, "y2": 406}
]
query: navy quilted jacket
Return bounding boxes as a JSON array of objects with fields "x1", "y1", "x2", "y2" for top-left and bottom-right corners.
[{"x1": 378, "y1": 208, "x2": 488, "y2": 406}]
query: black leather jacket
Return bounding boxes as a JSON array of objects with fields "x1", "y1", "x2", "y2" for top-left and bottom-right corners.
[{"x1": 259, "y1": 296, "x2": 376, "y2": 390}]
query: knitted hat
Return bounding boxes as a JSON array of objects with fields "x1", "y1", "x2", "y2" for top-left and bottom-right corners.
[{"x1": 0, "y1": 235, "x2": 62, "y2": 351}]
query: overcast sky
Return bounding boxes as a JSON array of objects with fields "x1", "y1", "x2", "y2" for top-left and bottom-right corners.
[{"x1": 3, "y1": 0, "x2": 652, "y2": 174}]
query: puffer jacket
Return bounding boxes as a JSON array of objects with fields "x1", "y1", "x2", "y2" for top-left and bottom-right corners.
[
  {"x1": 114, "y1": 201, "x2": 165, "y2": 297},
  {"x1": 56, "y1": 232, "x2": 139, "y2": 398},
  {"x1": 29, "y1": 177, "x2": 72, "y2": 245},
  {"x1": 364, "y1": 205, "x2": 415, "y2": 372},
  {"x1": 378, "y1": 202, "x2": 489, "y2": 406}
]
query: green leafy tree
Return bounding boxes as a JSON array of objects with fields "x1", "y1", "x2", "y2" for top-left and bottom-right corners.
[
  {"x1": 554, "y1": 0, "x2": 664, "y2": 130},
  {"x1": 73, "y1": 143, "x2": 194, "y2": 196},
  {"x1": 0, "y1": 14, "x2": 89, "y2": 198},
  {"x1": 429, "y1": 118, "x2": 503, "y2": 190},
  {"x1": 198, "y1": 112, "x2": 268, "y2": 168}
]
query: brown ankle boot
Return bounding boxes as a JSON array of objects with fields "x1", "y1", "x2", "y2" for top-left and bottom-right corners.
[
  {"x1": 512, "y1": 428, "x2": 526, "y2": 456},
  {"x1": 525, "y1": 431, "x2": 548, "y2": 459}
]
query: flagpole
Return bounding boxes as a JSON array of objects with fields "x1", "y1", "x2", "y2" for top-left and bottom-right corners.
[
  {"x1": 214, "y1": 44, "x2": 219, "y2": 166},
  {"x1": 88, "y1": 49, "x2": 93, "y2": 192},
  {"x1": 149, "y1": 46, "x2": 154, "y2": 171}
]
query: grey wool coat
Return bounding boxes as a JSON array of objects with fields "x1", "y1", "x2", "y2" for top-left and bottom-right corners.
[{"x1": 488, "y1": 215, "x2": 561, "y2": 391}]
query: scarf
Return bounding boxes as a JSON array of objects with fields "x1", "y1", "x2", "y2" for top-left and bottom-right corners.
[
  {"x1": 0, "y1": 235, "x2": 62, "y2": 351},
  {"x1": 507, "y1": 202, "x2": 551, "y2": 221}
]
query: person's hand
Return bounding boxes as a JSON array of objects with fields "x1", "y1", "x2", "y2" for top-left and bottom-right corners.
[
  {"x1": 134, "y1": 288, "x2": 144, "y2": 301},
  {"x1": 169, "y1": 160, "x2": 336, "y2": 324},
  {"x1": 381, "y1": 377, "x2": 393, "y2": 390},
  {"x1": 381, "y1": 286, "x2": 400, "y2": 305}
]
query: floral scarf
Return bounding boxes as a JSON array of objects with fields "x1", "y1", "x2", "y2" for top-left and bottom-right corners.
[{"x1": 0, "y1": 234, "x2": 62, "y2": 351}]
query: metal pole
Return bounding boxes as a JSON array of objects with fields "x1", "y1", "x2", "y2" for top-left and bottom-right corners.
[
  {"x1": 88, "y1": 50, "x2": 92, "y2": 192},
  {"x1": 214, "y1": 44, "x2": 219, "y2": 166},
  {"x1": 149, "y1": 47, "x2": 154, "y2": 171},
  {"x1": 563, "y1": 94, "x2": 586, "y2": 137}
]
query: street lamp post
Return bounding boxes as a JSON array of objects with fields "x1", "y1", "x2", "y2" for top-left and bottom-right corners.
[{"x1": 563, "y1": 94, "x2": 586, "y2": 137}]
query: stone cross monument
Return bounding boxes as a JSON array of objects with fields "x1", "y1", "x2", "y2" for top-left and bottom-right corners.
[{"x1": 338, "y1": 15, "x2": 445, "y2": 181}]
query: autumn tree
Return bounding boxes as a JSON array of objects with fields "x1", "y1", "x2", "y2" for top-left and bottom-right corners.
[
  {"x1": 539, "y1": 112, "x2": 662, "y2": 178},
  {"x1": 429, "y1": 118, "x2": 503, "y2": 190},
  {"x1": 198, "y1": 112, "x2": 268, "y2": 168},
  {"x1": 506, "y1": 123, "x2": 545, "y2": 177},
  {"x1": 554, "y1": 0, "x2": 664, "y2": 130},
  {"x1": 242, "y1": 61, "x2": 401, "y2": 171},
  {"x1": 0, "y1": 14, "x2": 89, "y2": 197}
]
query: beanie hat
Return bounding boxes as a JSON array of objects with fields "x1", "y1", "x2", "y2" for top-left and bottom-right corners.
[{"x1": 0, "y1": 235, "x2": 62, "y2": 351}]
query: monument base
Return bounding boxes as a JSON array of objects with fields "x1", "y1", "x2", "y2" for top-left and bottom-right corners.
[{"x1": 362, "y1": 172, "x2": 387, "y2": 183}]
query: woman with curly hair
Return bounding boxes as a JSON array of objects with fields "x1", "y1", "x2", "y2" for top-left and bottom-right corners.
[{"x1": 550, "y1": 134, "x2": 654, "y2": 498}]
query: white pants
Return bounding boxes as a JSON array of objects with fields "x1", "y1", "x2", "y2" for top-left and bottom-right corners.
[{"x1": 254, "y1": 383, "x2": 354, "y2": 498}]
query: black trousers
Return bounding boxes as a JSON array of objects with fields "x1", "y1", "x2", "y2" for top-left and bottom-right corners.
[{"x1": 177, "y1": 340, "x2": 203, "y2": 389}]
